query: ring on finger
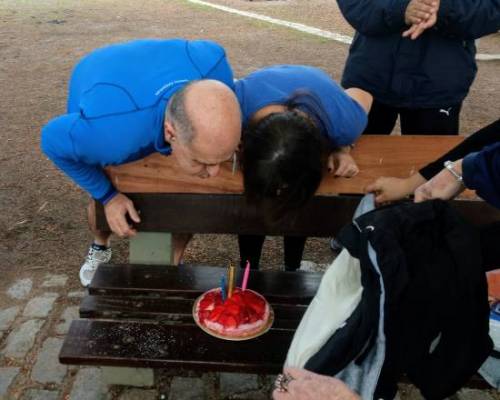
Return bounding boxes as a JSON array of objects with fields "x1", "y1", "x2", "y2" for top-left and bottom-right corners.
[{"x1": 274, "y1": 373, "x2": 295, "y2": 393}]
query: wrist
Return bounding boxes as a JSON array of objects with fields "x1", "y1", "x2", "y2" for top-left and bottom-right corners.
[
  {"x1": 405, "y1": 173, "x2": 427, "y2": 193},
  {"x1": 443, "y1": 160, "x2": 464, "y2": 184}
]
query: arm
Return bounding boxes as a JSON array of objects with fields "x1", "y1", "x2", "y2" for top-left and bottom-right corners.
[
  {"x1": 336, "y1": 0, "x2": 411, "y2": 35},
  {"x1": 41, "y1": 114, "x2": 118, "y2": 204},
  {"x1": 344, "y1": 88, "x2": 373, "y2": 114},
  {"x1": 405, "y1": 0, "x2": 500, "y2": 39},
  {"x1": 419, "y1": 119, "x2": 500, "y2": 180},
  {"x1": 366, "y1": 173, "x2": 427, "y2": 204},
  {"x1": 41, "y1": 114, "x2": 140, "y2": 236},
  {"x1": 366, "y1": 119, "x2": 500, "y2": 203},
  {"x1": 434, "y1": 0, "x2": 500, "y2": 39},
  {"x1": 462, "y1": 143, "x2": 500, "y2": 208},
  {"x1": 414, "y1": 143, "x2": 500, "y2": 208}
]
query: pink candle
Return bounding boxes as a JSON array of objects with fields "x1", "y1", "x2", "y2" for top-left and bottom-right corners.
[{"x1": 241, "y1": 260, "x2": 251, "y2": 291}]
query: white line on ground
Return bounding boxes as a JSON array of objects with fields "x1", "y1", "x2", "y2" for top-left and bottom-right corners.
[
  {"x1": 186, "y1": 0, "x2": 499, "y2": 61},
  {"x1": 186, "y1": 0, "x2": 352, "y2": 44}
]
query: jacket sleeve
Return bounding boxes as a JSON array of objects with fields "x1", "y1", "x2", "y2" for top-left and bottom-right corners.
[
  {"x1": 462, "y1": 142, "x2": 500, "y2": 209},
  {"x1": 435, "y1": 0, "x2": 500, "y2": 39},
  {"x1": 336, "y1": 0, "x2": 411, "y2": 36},
  {"x1": 419, "y1": 119, "x2": 500, "y2": 180},
  {"x1": 40, "y1": 114, "x2": 118, "y2": 204}
]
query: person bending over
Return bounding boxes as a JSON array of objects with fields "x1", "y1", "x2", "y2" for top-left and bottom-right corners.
[
  {"x1": 236, "y1": 65, "x2": 372, "y2": 271},
  {"x1": 41, "y1": 38, "x2": 241, "y2": 286}
]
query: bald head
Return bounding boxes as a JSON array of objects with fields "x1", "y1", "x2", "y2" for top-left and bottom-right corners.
[{"x1": 165, "y1": 79, "x2": 242, "y2": 178}]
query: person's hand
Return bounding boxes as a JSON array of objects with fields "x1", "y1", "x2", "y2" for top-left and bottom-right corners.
[
  {"x1": 104, "y1": 192, "x2": 141, "y2": 237},
  {"x1": 403, "y1": 12, "x2": 437, "y2": 39},
  {"x1": 273, "y1": 367, "x2": 360, "y2": 400},
  {"x1": 414, "y1": 160, "x2": 465, "y2": 202},
  {"x1": 404, "y1": 0, "x2": 438, "y2": 25},
  {"x1": 328, "y1": 150, "x2": 359, "y2": 178},
  {"x1": 403, "y1": 0, "x2": 439, "y2": 39},
  {"x1": 365, "y1": 173, "x2": 426, "y2": 205}
]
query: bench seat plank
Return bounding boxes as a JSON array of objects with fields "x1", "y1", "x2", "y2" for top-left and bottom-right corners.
[
  {"x1": 60, "y1": 319, "x2": 293, "y2": 373},
  {"x1": 80, "y1": 295, "x2": 307, "y2": 330},
  {"x1": 89, "y1": 264, "x2": 322, "y2": 305}
]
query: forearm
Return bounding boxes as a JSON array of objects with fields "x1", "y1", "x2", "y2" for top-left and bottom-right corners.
[{"x1": 419, "y1": 119, "x2": 500, "y2": 180}]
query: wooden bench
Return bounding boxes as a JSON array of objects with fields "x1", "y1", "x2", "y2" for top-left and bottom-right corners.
[{"x1": 59, "y1": 136, "x2": 500, "y2": 389}]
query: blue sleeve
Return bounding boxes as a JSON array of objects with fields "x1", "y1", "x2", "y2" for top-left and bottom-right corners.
[
  {"x1": 436, "y1": 0, "x2": 500, "y2": 39},
  {"x1": 330, "y1": 97, "x2": 368, "y2": 147},
  {"x1": 462, "y1": 142, "x2": 500, "y2": 209},
  {"x1": 40, "y1": 114, "x2": 118, "y2": 204},
  {"x1": 336, "y1": 0, "x2": 411, "y2": 35}
]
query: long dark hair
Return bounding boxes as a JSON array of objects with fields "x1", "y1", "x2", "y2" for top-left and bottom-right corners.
[{"x1": 242, "y1": 91, "x2": 332, "y2": 219}]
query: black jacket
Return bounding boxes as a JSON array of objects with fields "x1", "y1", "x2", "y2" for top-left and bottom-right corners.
[
  {"x1": 339, "y1": 0, "x2": 500, "y2": 108},
  {"x1": 305, "y1": 200, "x2": 492, "y2": 399}
]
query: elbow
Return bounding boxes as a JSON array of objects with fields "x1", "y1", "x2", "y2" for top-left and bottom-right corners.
[{"x1": 40, "y1": 124, "x2": 55, "y2": 159}]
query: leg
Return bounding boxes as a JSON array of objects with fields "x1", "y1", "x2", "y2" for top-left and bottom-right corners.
[
  {"x1": 362, "y1": 100, "x2": 399, "y2": 135},
  {"x1": 399, "y1": 103, "x2": 462, "y2": 135},
  {"x1": 87, "y1": 200, "x2": 112, "y2": 246},
  {"x1": 238, "y1": 235, "x2": 266, "y2": 270},
  {"x1": 80, "y1": 201, "x2": 113, "y2": 286},
  {"x1": 284, "y1": 236, "x2": 307, "y2": 271},
  {"x1": 172, "y1": 233, "x2": 193, "y2": 265}
]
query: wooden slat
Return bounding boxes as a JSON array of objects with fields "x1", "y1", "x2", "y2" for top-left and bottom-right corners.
[
  {"x1": 59, "y1": 320, "x2": 293, "y2": 373},
  {"x1": 80, "y1": 295, "x2": 307, "y2": 330},
  {"x1": 105, "y1": 135, "x2": 465, "y2": 195},
  {"x1": 95, "y1": 194, "x2": 500, "y2": 234},
  {"x1": 89, "y1": 264, "x2": 322, "y2": 305}
]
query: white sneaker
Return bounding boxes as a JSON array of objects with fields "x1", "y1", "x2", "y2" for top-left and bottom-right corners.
[{"x1": 79, "y1": 245, "x2": 112, "y2": 287}]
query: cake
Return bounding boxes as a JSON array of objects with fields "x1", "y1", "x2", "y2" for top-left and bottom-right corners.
[{"x1": 194, "y1": 287, "x2": 272, "y2": 339}]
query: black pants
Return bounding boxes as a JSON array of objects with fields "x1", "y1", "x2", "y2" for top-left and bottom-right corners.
[
  {"x1": 363, "y1": 100, "x2": 462, "y2": 135},
  {"x1": 238, "y1": 235, "x2": 307, "y2": 271}
]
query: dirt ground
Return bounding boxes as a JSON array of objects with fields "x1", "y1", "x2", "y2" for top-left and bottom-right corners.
[{"x1": 0, "y1": 0, "x2": 498, "y2": 339}]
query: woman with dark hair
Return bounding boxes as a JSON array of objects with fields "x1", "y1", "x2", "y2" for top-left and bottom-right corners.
[{"x1": 235, "y1": 65, "x2": 372, "y2": 271}]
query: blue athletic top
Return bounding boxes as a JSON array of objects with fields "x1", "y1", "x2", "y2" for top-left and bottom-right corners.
[
  {"x1": 41, "y1": 39, "x2": 234, "y2": 204},
  {"x1": 234, "y1": 65, "x2": 367, "y2": 147}
]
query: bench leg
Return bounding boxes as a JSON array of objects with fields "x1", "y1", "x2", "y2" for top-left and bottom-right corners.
[
  {"x1": 129, "y1": 232, "x2": 173, "y2": 265},
  {"x1": 101, "y1": 366, "x2": 154, "y2": 387}
]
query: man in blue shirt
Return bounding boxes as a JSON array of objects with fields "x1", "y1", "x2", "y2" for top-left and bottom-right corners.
[{"x1": 41, "y1": 38, "x2": 241, "y2": 286}]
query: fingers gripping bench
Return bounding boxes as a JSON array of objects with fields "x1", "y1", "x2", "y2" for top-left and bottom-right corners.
[{"x1": 59, "y1": 136, "x2": 500, "y2": 388}]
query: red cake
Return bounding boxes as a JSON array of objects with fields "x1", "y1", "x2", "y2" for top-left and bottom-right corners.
[{"x1": 194, "y1": 288, "x2": 272, "y2": 339}]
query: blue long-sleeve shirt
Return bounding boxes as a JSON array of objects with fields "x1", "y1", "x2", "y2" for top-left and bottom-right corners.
[
  {"x1": 41, "y1": 39, "x2": 234, "y2": 204},
  {"x1": 235, "y1": 65, "x2": 367, "y2": 147},
  {"x1": 463, "y1": 142, "x2": 500, "y2": 209}
]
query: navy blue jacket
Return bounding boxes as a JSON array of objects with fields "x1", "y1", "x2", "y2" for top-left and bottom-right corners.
[
  {"x1": 463, "y1": 142, "x2": 500, "y2": 209},
  {"x1": 339, "y1": 0, "x2": 500, "y2": 108}
]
